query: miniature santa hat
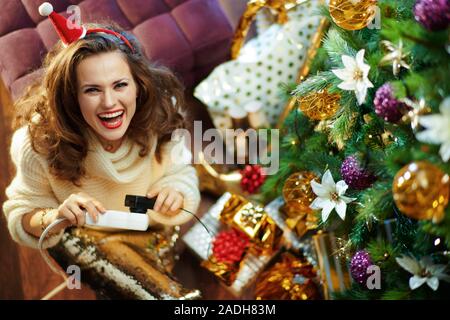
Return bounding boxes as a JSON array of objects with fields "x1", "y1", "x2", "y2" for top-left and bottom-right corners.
[
  {"x1": 38, "y1": 2, "x2": 86, "y2": 45},
  {"x1": 38, "y1": 2, "x2": 134, "y2": 52}
]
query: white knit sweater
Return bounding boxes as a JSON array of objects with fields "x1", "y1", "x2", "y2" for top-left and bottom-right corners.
[{"x1": 2, "y1": 126, "x2": 200, "y2": 249}]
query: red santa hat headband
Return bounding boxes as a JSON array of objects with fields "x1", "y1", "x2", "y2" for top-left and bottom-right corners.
[{"x1": 38, "y1": 2, "x2": 135, "y2": 53}]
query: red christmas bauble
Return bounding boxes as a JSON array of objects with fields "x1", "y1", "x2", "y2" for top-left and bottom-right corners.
[{"x1": 240, "y1": 165, "x2": 266, "y2": 194}]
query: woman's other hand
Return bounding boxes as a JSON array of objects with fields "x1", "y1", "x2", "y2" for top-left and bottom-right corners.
[{"x1": 147, "y1": 187, "x2": 183, "y2": 217}]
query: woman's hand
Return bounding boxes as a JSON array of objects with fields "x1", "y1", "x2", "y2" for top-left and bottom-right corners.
[
  {"x1": 147, "y1": 187, "x2": 184, "y2": 217},
  {"x1": 56, "y1": 192, "x2": 106, "y2": 227}
]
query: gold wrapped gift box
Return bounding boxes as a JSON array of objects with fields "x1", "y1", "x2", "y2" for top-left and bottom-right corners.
[
  {"x1": 219, "y1": 194, "x2": 283, "y2": 253},
  {"x1": 255, "y1": 251, "x2": 322, "y2": 300},
  {"x1": 183, "y1": 193, "x2": 283, "y2": 296}
]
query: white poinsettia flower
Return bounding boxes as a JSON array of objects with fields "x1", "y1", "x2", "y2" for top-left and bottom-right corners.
[
  {"x1": 309, "y1": 170, "x2": 356, "y2": 222},
  {"x1": 416, "y1": 97, "x2": 450, "y2": 162},
  {"x1": 332, "y1": 49, "x2": 374, "y2": 105},
  {"x1": 396, "y1": 255, "x2": 450, "y2": 291}
]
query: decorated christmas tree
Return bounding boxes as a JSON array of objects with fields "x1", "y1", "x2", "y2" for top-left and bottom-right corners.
[{"x1": 262, "y1": 0, "x2": 450, "y2": 299}]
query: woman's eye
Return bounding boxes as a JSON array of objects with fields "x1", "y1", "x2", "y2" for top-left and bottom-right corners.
[
  {"x1": 115, "y1": 82, "x2": 128, "y2": 89},
  {"x1": 84, "y1": 88, "x2": 99, "y2": 93}
]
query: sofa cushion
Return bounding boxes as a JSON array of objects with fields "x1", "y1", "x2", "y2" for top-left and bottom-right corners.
[
  {"x1": 133, "y1": 13, "x2": 194, "y2": 73},
  {"x1": 0, "y1": 29, "x2": 46, "y2": 90},
  {"x1": 172, "y1": 0, "x2": 234, "y2": 68},
  {"x1": 0, "y1": 1, "x2": 35, "y2": 37},
  {"x1": 0, "y1": 0, "x2": 234, "y2": 100},
  {"x1": 116, "y1": 0, "x2": 170, "y2": 26},
  {"x1": 78, "y1": 0, "x2": 133, "y2": 30},
  {"x1": 20, "y1": 0, "x2": 79, "y2": 25}
]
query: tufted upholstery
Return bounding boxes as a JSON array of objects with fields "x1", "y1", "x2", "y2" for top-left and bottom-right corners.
[{"x1": 0, "y1": 0, "x2": 235, "y2": 100}]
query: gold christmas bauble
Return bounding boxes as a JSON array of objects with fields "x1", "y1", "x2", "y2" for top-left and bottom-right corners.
[
  {"x1": 297, "y1": 89, "x2": 341, "y2": 120},
  {"x1": 392, "y1": 161, "x2": 450, "y2": 223},
  {"x1": 329, "y1": 0, "x2": 377, "y2": 31},
  {"x1": 282, "y1": 172, "x2": 318, "y2": 213}
]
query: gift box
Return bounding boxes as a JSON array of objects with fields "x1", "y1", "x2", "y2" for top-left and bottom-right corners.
[
  {"x1": 263, "y1": 197, "x2": 354, "y2": 299},
  {"x1": 194, "y1": 1, "x2": 324, "y2": 131},
  {"x1": 255, "y1": 250, "x2": 322, "y2": 300},
  {"x1": 182, "y1": 193, "x2": 283, "y2": 296},
  {"x1": 263, "y1": 197, "x2": 317, "y2": 265}
]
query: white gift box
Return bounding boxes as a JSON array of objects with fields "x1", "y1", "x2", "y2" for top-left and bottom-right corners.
[{"x1": 194, "y1": 1, "x2": 323, "y2": 131}]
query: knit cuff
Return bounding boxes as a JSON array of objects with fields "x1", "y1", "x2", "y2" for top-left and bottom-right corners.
[{"x1": 9, "y1": 213, "x2": 64, "y2": 249}]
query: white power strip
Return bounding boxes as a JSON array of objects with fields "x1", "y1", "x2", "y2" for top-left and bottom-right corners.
[{"x1": 85, "y1": 210, "x2": 149, "y2": 231}]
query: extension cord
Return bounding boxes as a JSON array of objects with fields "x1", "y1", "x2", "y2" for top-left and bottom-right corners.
[{"x1": 38, "y1": 217, "x2": 69, "y2": 300}]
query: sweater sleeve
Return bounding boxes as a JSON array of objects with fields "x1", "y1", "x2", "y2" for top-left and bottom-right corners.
[
  {"x1": 2, "y1": 127, "x2": 64, "y2": 249},
  {"x1": 148, "y1": 135, "x2": 201, "y2": 226}
]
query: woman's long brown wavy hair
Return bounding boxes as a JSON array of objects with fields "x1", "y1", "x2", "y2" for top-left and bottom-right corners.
[{"x1": 13, "y1": 23, "x2": 186, "y2": 186}]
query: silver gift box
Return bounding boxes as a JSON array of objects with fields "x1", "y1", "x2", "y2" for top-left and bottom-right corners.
[{"x1": 182, "y1": 192, "x2": 279, "y2": 296}]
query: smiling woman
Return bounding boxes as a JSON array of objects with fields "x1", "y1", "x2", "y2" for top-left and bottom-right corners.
[
  {"x1": 2, "y1": 7, "x2": 200, "y2": 252},
  {"x1": 77, "y1": 51, "x2": 138, "y2": 151}
]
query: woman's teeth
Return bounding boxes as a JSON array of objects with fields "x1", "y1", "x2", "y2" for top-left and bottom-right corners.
[
  {"x1": 98, "y1": 110, "x2": 124, "y2": 129},
  {"x1": 98, "y1": 110, "x2": 124, "y2": 120}
]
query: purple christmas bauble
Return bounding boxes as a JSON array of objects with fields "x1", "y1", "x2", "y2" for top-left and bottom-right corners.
[
  {"x1": 373, "y1": 84, "x2": 407, "y2": 123},
  {"x1": 414, "y1": 0, "x2": 450, "y2": 31},
  {"x1": 341, "y1": 156, "x2": 376, "y2": 190},
  {"x1": 350, "y1": 250, "x2": 373, "y2": 285}
]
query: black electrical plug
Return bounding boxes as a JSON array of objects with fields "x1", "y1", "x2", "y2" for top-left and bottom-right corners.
[{"x1": 124, "y1": 195, "x2": 157, "y2": 214}]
